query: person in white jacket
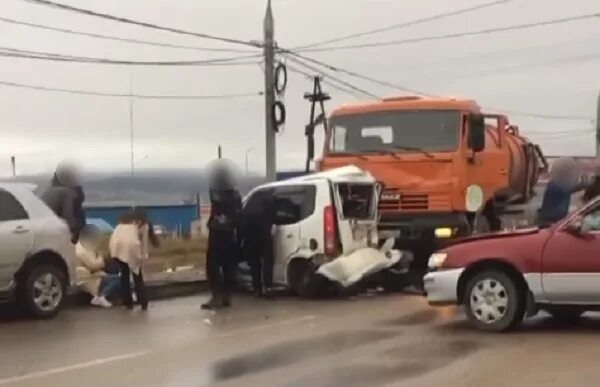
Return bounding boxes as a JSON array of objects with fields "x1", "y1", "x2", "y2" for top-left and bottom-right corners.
[
  {"x1": 75, "y1": 225, "x2": 120, "y2": 308},
  {"x1": 109, "y1": 210, "x2": 151, "y2": 310}
]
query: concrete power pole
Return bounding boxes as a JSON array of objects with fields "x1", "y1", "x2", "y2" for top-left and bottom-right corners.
[
  {"x1": 10, "y1": 156, "x2": 15, "y2": 177},
  {"x1": 263, "y1": 0, "x2": 276, "y2": 181}
]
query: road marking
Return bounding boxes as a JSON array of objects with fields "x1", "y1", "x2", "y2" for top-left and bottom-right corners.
[
  {"x1": 217, "y1": 315, "x2": 316, "y2": 339},
  {"x1": 0, "y1": 351, "x2": 148, "y2": 385},
  {"x1": 0, "y1": 317, "x2": 316, "y2": 384}
]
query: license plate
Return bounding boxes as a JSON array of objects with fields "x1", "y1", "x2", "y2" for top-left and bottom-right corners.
[{"x1": 379, "y1": 230, "x2": 401, "y2": 239}]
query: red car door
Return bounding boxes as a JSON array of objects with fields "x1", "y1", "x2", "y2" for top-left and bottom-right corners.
[{"x1": 541, "y1": 207, "x2": 600, "y2": 304}]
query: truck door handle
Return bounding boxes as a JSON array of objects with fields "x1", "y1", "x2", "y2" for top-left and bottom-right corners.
[
  {"x1": 499, "y1": 169, "x2": 508, "y2": 175},
  {"x1": 285, "y1": 234, "x2": 294, "y2": 238}
]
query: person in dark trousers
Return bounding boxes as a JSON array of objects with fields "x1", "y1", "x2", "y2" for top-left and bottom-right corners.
[
  {"x1": 538, "y1": 157, "x2": 588, "y2": 226},
  {"x1": 242, "y1": 189, "x2": 276, "y2": 297},
  {"x1": 203, "y1": 164, "x2": 242, "y2": 310},
  {"x1": 109, "y1": 210, "x2": 157, "y2": 310},
  {"x1": 41, "y1": 162, "x2": 85, "y2": 243}
]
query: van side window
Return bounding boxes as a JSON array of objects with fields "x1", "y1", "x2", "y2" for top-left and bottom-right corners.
[
  {"x1": 243, "y1": 188, "x2": 273, "y2": 216},
  {"x1": 272, "y1": 185, "x2": 316, "y2": 226},
  {"x1": 0, "y1": 190, "x2": 29, "y2": 221}
]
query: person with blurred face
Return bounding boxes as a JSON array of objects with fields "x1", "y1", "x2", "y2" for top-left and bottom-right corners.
[
  {"x1": 203, "y1": 160, "x2": 242, "y2": 310},
  {"x1": 538, "y1": 157, "x2": 588, "y2": 226},
  {"x1": 41, "y1": 160, "x2": 86, "y2": 243},
  {"x1": 75, "y1": 225, "x2": 120, "y2": 308}
]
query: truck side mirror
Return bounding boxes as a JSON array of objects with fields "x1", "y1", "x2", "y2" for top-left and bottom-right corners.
[{"x1": 468, "y1": 114, "x2": 485, "y2": 152}]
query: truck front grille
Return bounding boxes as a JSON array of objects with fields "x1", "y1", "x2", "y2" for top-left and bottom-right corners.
[{"x1": 400, "y1": 194, "x2": 429, "y2": 210}]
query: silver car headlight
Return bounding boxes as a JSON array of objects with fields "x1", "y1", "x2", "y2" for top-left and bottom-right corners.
[{"x1": 428, "y1": 253, "x2": 447, "y2": 270}]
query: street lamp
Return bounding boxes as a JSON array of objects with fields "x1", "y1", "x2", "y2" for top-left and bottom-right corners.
[{"x1": 245, "y1": 147, "x2": 254, "y2": 176}]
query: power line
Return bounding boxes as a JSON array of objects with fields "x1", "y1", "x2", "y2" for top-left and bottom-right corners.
[
  {"x1": 0, "y1": 17, "x2": 256, "y2": 54},
  {"x1": 285, "y1": 55, "x2": 379, "y2": 99},
  {"x1": 297, "y1": 12, "x2": 600, "y2": 53},
  {"x1": 284, "y1": 50, "x2": 594, "y2": 121},
  {"x1": 23, "y1": 0, "x2": 260, "y2": 48},
  {"x1": 286, "y1": 62, "x2": 368, "y2": 100},
  {"x1": 0, "y1": 79, "x2": 264, "y2": 99},
  {"x1": 294, "y1": 0, "x2": 512, "y2": 50},
  {"x1": 0, "y1": 47, "x2": 261, "y2": 66}
]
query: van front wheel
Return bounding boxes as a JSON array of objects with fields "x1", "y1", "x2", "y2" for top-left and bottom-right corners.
[{"x1": 287, "y1": 259, "x2": 318, "y2": 298}]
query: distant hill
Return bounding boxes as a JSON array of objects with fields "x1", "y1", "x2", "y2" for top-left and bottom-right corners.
[{"x1": 1, "y1": 169, "x2": 266, "y2": 205}]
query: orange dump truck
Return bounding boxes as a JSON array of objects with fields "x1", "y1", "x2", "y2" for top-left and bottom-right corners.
[{"x1": 316, "y1": 96, "x2": 546, "y2": 276}]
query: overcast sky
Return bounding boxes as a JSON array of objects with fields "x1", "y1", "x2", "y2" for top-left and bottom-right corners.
[{"x1": 1, "y1": 0, "x2": 599, "y2": 176}]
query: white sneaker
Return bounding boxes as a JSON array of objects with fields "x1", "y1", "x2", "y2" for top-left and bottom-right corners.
[{"x1": 91, "y1": 296, "x2": 113, "y2": 308}]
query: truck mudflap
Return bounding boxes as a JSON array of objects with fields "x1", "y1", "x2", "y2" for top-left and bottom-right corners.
[{"x1": 316, "y1": 239, "x2": 410, "y2": 288}]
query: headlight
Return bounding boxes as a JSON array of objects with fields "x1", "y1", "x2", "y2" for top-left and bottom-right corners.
[
  {"x1": 434, "y1": 227, "x2": 453, "y2": 238},
  {"x1": 428, "y1": 253, "x2": 447, "y2": 269}
]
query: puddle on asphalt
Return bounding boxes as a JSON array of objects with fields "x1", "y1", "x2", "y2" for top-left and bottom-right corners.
[
  {"x1": 210, "y1": 329, "x2": 401, "y2": 382},
  {"x1": 286, "y1": 339, "x2": 482, "y2": 387}
]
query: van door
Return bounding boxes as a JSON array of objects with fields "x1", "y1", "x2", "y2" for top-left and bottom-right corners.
[
  {"x1": 271, "y1": 184, "x2": 318, "y2": 284},
  {"x1": 333, "y1": 182, "x2": 379, "y2": 255}
]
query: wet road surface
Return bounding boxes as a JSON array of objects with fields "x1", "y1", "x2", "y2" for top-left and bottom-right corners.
[{"x1": 2, "y1": 293, "x2": 600, "y2": 386}]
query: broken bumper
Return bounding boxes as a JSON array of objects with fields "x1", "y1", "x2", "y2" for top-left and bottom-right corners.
[{"x1": 316, "y1": 248, "x2": 409, "y2": 288}]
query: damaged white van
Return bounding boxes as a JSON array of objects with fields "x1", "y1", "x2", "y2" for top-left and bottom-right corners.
[{"x1": 240, "y1": 166, "x2": 411, "y2": 297}]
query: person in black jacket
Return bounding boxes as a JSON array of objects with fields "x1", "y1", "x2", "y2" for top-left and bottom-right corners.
[
  {"x1": 41, "y1": 162, "x2": 86, "y2": 243},
  {"x1": 203, "y1": 163, "x2": 242, "y2": 310},
  {"x1": 242, "y1": 189, "x2": 276, "y2": 297}
]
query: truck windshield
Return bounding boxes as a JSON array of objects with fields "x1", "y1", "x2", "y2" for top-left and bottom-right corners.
[{"x1": 329, "y1": 110, "x2": 460, "y2": 154}]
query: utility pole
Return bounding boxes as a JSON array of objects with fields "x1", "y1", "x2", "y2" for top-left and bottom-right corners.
[
  {"x1": 129, "y1": 73, "x2": 135, "y2": 178},
  {"x1": 245, "y1": 147, "x2": 253, "y2": 176},
  {"x1": 263, "y1": 0, "x2": 276, "y2": 181},
  {"x1": 217, "y1": 145, "x2": 222, "y2": 158},
  {"x1": 10, "y1": 156, "x2": 15, "y2": 177}
]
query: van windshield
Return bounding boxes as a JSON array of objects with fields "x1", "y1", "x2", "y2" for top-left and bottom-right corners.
[
  {"x1": 337, "y1": 183, "x2": 375, "y2": 220},
  {"x1": 329, "y1": 110, "x2": 460, "y2": 154}
]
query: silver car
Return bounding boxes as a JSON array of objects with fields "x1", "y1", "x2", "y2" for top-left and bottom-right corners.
[{"x1": 0, "y1": 184, "x2": 75, "y2": 318}]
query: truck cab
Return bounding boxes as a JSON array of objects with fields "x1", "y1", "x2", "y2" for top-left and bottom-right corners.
[{"x1": 317, "y1": 96, "x2": 543, "y2": 260}]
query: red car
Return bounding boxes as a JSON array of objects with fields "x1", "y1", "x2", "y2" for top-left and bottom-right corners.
[{"x1": 424, "y1": 199, "x2": 600, "y2": 332}]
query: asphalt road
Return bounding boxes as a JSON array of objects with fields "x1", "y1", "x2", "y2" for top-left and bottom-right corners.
[{"x1": 1, "y1": 292, "x2": 600, "y2": 387}]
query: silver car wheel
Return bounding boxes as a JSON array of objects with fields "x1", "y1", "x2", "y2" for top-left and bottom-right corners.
[
  {"x1": 32, "y1": 273, "x2": 63, "y2": 313},
  {"x1": 469, "y1": 278, "x2": 508, "y2": 324}
]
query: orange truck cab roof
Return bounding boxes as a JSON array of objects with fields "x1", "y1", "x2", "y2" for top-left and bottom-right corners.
[{"x1": 330, "y1": 96, "x2": 482, "y2": 117}]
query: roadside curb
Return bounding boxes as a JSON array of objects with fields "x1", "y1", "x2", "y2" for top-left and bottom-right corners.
[{"x1": 67, "y1": 280, "x2": 209, "y2": 307}]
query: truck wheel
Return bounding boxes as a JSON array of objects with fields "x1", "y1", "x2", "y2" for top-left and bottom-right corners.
[
  {"x1": 464, "y1": 270, "x2": 524, "y2": 332},
  {"x1": 287, "y1": 259, "x2": 318, "y2": 298},
  {"x1": 21, "y1": 265, "x2": 67, "y2": 319}
]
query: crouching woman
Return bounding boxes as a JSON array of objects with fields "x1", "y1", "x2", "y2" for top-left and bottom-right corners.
[{"x1": 75, "y1": 225, "x2": 120, "y2": 308}]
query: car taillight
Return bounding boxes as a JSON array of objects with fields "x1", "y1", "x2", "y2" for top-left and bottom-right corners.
[{"x1": 324, "y1": 205, "x2": 339, "y2": 257}]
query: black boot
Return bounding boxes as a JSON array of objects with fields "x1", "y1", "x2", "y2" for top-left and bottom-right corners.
[{"x1": 202, "y1": 296, "x2": 222, "y2": 310}]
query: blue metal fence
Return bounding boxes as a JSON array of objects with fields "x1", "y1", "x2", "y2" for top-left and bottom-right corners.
[{"x1": 84, "y1": 204, "x2": 197, "y2": 234}]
